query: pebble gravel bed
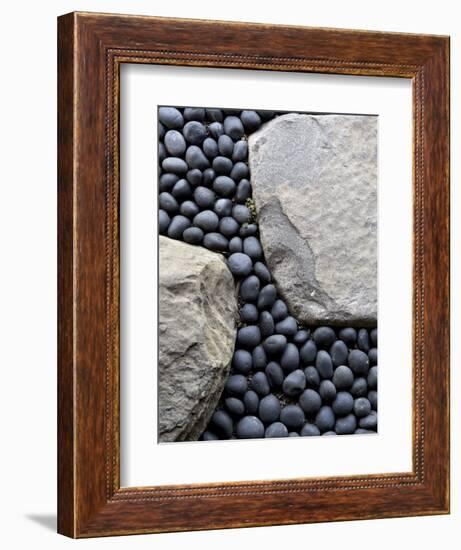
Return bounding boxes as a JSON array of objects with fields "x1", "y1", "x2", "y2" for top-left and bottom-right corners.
[{"x1": 158, "y1": 105, "x2": 378, "y2": 440}]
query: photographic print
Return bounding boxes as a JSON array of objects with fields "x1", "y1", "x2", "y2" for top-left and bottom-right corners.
[{"x1": 158, "y1": 106, "x2": 378, "y2": 442}]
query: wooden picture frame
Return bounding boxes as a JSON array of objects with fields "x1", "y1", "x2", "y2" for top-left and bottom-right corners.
[{"x1": 57, "y1": 12, "x2": 450, "y2": 538}]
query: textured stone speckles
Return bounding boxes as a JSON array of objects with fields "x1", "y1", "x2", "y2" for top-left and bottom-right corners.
[
  {"x1": 158, "y1": 236, "x2": 238, "y2": 442},
  {"x1": 249, "y1": 113, "x2": 377, "y2": 326}
]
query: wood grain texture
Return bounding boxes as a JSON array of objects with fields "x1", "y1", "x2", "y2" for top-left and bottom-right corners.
[{"x1": 57, "y1": 11, "x2": 450, "y2": 538}]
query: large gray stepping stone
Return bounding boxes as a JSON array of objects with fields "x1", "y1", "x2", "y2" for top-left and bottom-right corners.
[
  {"x1": 158, "y1": 236, "x2": 237, "y2": 442},
  {"x1": 249, "y1": 113, "x2": 377, "y2": 326}
]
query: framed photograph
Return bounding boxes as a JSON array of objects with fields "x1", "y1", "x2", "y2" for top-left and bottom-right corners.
[{"x1": 57, "y1": 12, "x2": 450, "y2": 537}]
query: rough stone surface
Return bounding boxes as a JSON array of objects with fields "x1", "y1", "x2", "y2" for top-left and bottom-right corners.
[
  {"x1": 249, "y1": 113, "x2": 377, "y2": 325},
  {"x1": 158, "y1": 236, "x2": 237, "y2": 442}
]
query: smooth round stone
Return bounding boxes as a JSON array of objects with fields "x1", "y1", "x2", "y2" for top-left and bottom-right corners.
[
  {"x1": 202, "y1": 168, "x2": 215, "y2": 186},
  {"x1": 319, "y1": 380, "x2": 337, "y2": 402},
  {"x1": 167, "y1": 215, "x2": 191, "y2": 239},
  {"x1": 299, "y1": 389, "x2": 322, "y2": 415},
  {"x1": 159, "y1": 209, "x2": 170, "y2": 234},
  {"x1": 332, "y1": 365, "x2": 354, "y2": 390},
  {"x1": 232, "y1": 140, "x2": 248, "y2": 162},
  {"x1": 213, "y1": 175, "x2": 236, "y2": 198},
  {"x1": 257, "y1": 284, "x2": 277, "y2": 309},
  {"x1": 355, "y1": 428, "x2": 374, "y2": 435},
  {"x1": 281, "y1": 343, "x2": 300, "y2": 372},
  {"x1": 182, "y1": 226, "x2": 203, "y2": 244},
  {"x1": 258, "y1": 110, "x2": 275, "y2": 121},
  {"x1": 240, "y1": 303, "x2": 258, "y2": 324},
  {"x1": 322, "y1": 431, "x2": 337, "y2": 436},
  {"x1": 183, "y1": 121, "x2": 207, "y2": 145},
  {"x1": 312, "y1": 326, "x2": 337, "y2": 348},
  {"x1": 224, "y1": 116, "x2": 245, "y2": 139},
  {"x1": 293, "y1": 330, "x2": 310, "y2": 346},
  {"x1": 263, "y1": 334, "x2": 287, "y2": 355},
  {"x1": 203, "y1": 232, "x2": 228, "y2": 251},
  {"x1": 179, "y1": 200, "x2": 200, "y2": 219},
  {"x1": 237, "y1": 325, "x2": 261, "y2": 349},
  {"x1": 260, "y1": 311, "x2": 275, "y2": 337},
  {"x1": 233, "y1": 349, "x2": 253, "y2": 375},
  {"x1": 329, "y1": 340, "x2": 349, "y2": 367},
  {"x1": 225, "y1": 374, "x2": 248, "y2": 396},
  {"x1": 315, "y1": 406, "x2": 335, "y2": 433},
  {"x1": 367, "y1": 366, "x2": 378, "y2": 389},
  {"x1": 193, "y1": 186, "x2": 215, "y2": 208},
  {"x1": 202, "y1": 430, "x2": 219, "y2": 441},
  {"x1": 338, "y1": 327, "x2": 357, "y2": 346},
  {"x1": 243, "y1": 390, "x2": 259, "y2": 415},
  {"x1": 239, "y1": 224, "x2": 257, "y2": 238},
  {"x1": 208, "y1": 121, "x2": 224, "y2": 139},
  {"x1": 236, "y1": 416, "x2": 265, "y2": 439},
  {"x1": 158, "y1": 142, "x2": 166, "y2": 162},
  {"x1": 210, "y1": 200, "x2": 231, "y2": 219},
  {"x1": 206, "y1": 108, "x2": 223, "y2": 122},
  {"x1": 240, "y1": 110, "x2": 262, "y2": 131},
  {"x1": 202, "y1": 137, "x2": 219, "y2": 158},
  {"x1": 218, "y1": 134, "x2": 234, "y2": 157},
  {"x1": 158, "y1": 121, "x2": 166, "y2": 139},
  {"x1": 211, "y1": 409, "x2": 233, "y2": 438},
  {"x1": 232, "y1": 204, "x2": 251, "y2": 224},
  {"x1": 186, "y1": 145, "x2": 210, "y2": 170},
  {"x1": 370, "y1": 328, "x2": 378, "y2": 347},
  {"x1": 348, "y1": 349, "x2": 370, "y2": 375},
  {"x1": 159, "y1": 173, "x2": 179, "y2": 192},
  {"x1": 357, "y1": 328, "x2": 370, "y2": 352},
  {"x1": 158, "y1": 107, "x2": 184, "y2": 129},
  {"x1": 350, "y1": 377, "x2": 368, "y2": 397},
  {"x1": 229, "y1": 236, "x2": 243, "y2": 253},
  {"x1": 243, "y1": 236, "x2": 263, "y2": 260},
  {"x1": 332, "y1": 391, "x2": 354, "y2": 415},
  {"x1": 265, "y1": 422, "x2": 288, "y2": 438},
  {"x1": 270, "y1": 299, "x2": 288, "y2": 321},
  {"x1": 282, "y1": 369, "x2": 306, "y2": 397},
  {"x1": 275, "y1": 316, "x2": 297, "y2": 337},
  {"x1": 228, "y1": 253, "x2": 253, "y2": 276},
  {"x1": 212, "y1": 155, "x2": 233, "y2": 175},
  {"x1": 335, "y1": 414, "x2": 357, "y2": 435},
  {"x1": 316, "y1": 350, "x2": 333, "y2": 379},
  {"x1": 225, "y1": 397, "x2": 245, "y2": 417},
  {"x1": 304, "y1": 366, "x2": 320, "y2": 389},
  {"x1": 183, "y1": 107, "x2": 205, "y2": 121},
  {"x1": 164, "y1": 129, "x2": 186, "y2": 156},
  {"x1": 159, "y1": 192, "x2": 179, "y2": 214},
  {"x1": 219, "y1": 216, "x2": 239, "y2": 238},
  {"x1": 186, "y1": 168, "x2": 202, "y2": 186},
  {"x1": 259, "y1": 394, "x2": 281, "y2": 423},
  {"x1": 193, "y1": 210, "x2": 219, "y2": 232},
  {"x1": 235, "y1": 179, "x2": 252, "y2": 203},
  {"x1": 171, "y1": 179, "x2": 192, "y2": 200},
  {"x1": 300, "y1": 340, "x2": 317, "y2": 365},
  {"x1": 230, "y1": 162, "x2": 249, "y2": 182},
  {"x1": 240, "y1": 275, "x2": 260, "y2": 301},
  {"x1": 280, "y1": 405, "x2": 305, "y2": 430},
  {"x1": 359, "y1": 411, "x2": 377, "y2": 430},
  {"x1": 265, "y1": 361, "x2": 284, "y2": 388},
  {"x1": 250, "y1": 345, "x2": 266, "y2": 370},
  {"x1": 368, "y1": 348, "x2": 378, "y2": 366},
  {"x1": 162, "y1": 157, "x2": 188, "y2": 175},
  {"x1": 354, "y1": 397, "x2": 372, "y2": 418},
  {"x1": 254, "y1": 262, "x2": 271, "y2": 283},
  {"x1": 300, "y1": 423, "x2": 321, "y2": 437},
  {"x1": 251, "y1": 372, "x2": 270, "y2": 396},
  {"x1": 368, "y1": 390, "x2": 378, "y2": 411}
]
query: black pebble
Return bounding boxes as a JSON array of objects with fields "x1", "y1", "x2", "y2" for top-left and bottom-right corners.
[
  {"x1": 367, "y1": 366, "x2": 378, "y2": 389},
  {"x1": 206, "y1": 108, "x2": 223, "y2": 122},
  {"x1": 202, "y1": 430, "x2": 219, "y2": 441},
  {"x1": 300, "y1": 423, "x2": 321, "y2": 437},
  {"x1": 240, "y1": 275, "x2": 260, "y2": 301},
  {"x1": 254, "y1": 262, "x2": 271, "y2": 283},
  {"x1": 315, "y1": 406, "x2": 335, "y2": 432},
  {"x1": 230, "y1": 162, "x2": 249, "y2": 182},
  {"x1": 193, "y1": 210, "x2": 219, "y2": 232},
  {"x1": 164, "y1": 129, "x2": 186, "y2": 156},
  {"x1": 359, "y1": 411, "x2": 377, "y2": 430},
  {"x1": 368, "y1": 348, "x2": 378, "y2": 366},
  {"x1": 218, "y1": 134, "x2": 234, "y2": 157},
  {"x1": 183, "y1": 120, "x2": 207, "y2": 145},
  {"x1": 313, "y1": 326, "x2": 337, "y2": 348},
  {"x1": 225, "y1": 397, "x2": 245, "y2": 417},
  {"x1": 213, "y1": 155, "x2": 233, "y2": 175},
  {"x1": 251, "y1": 372, "x2": 270, "y2": 396},
  {"x1": 316, "y1": 350, "x2": 333, "y2": 379},
  {"x1": 299, "y1": 389, "x2": 322, "y2": 415},
  {"x1": 171, "y1": 179, "x2": 192, "y2": 201},
  {"x1": 350, "y1": 377, "x2": 368, "y2": 397},
  {"x1": 332, "y1": 365, "x2": 354, "y2": 390},
  {"x1": 227, "y1": 253, "x2": 253, "y2": 276},
  {"x1": 271, "y1": 299, "x2": 288, "y2": 321},
  {"x1": 158, "y1": 121, "x2": 166, "y2": 139},
  {"x1": 300, "y1": 340, "x2": 317, "y2": 365},
  {"x1": 243, "y1": 390, "x2": 259, "y2": 415},
  {"x1": 304, "y1": 366, "x2": 320, "y2": 389},
  {"x1": 357, "y1": 328, "x2": 370, "y2": 352},
  {"x1": 237, "y1": 326, "x2": 261, "y2": 349},
  {"x1": 252, "y1": 345, "x2": 267, "y2": 370},
  {"x1": 259, "y1": 394, "x2": 281, "y2": 423},
  {"x1": 214, "y1": 198, "x2": 233, "y2": 217},
  {"x1": 338, "y1": 327, "x2": 357, "y2": 346},
  {"x1": 232, "y1": 140, "x2": 248, "y2": 162},
  {"x1": 348, "y1": 349, "x2": 370, "y2": 375},
  {"x1": 353, "y1": 397, "x2": 372, "y2": 418},
  {"x1": 159, "y1": 191, "x2": 179, "y2": 214},
  {"x1": 183, "y1": 107, "x2": 205, "y2": 121},
  {"x1": 243, "y1": 236, "x2": 263, "y2": 260},
  {"x1": 232, "y1": 204, "x2": 251, "y2": 224},
  {"x1": 265, "y1": 361, "x2": 284, "y2": 388},
  {"x1": 259, "y1": 311, "x2": 275, "y2": 337},
  {"x1": 224, "y1": 116, "x2": 245, "y2": 140},
  {"x1": 213, "y1": 175, "x2": 236, "y2": 198},
  {"x1": 182, "y1": 226, "x2": 203, "y2": 244},
  {"x1": 329, "y1": 340, "x2": 348, "y2": 367},
  {"x1": 159, "y1": 209, "x2": 170, "y2": 234},
  {"x1": 229, "y1": 236, "x2": 243, "y2": 253},
  {"x1": 280, "y1": 405, "x2": 305, "y2": 430},
  {"x1": 239, "y1": 224, "x2": 258, "y2": 238},
  {"x1": 368, "y1": 390, "x2": 378, "y2": 411},
  {"x1": 225, "y1": 374, "x2": 248, "y2": 396},
  {"x1": 263, "y1": 334, "x2": 287, "y2": 355},
  {"x1": 162, "y1": 157, "x2": 188, "y2": 175},
  {"x1": 257, "y1": 284, "x2": 277, "y2": 309},
  {"x1": 193, "y1": 186, "x2": 215, "y2": 208},
  {"x1": 280, "y1": 343, "x2": 300, "y2": 372},
  {"x1": 294, "y1": 330, "x2": 310, "y2": 345},
  {"x1": 319, "y1": 380, "x2": 337, "y2": 402},
  {"x1": 158, "y1": 107, "x2": 184, "y2": 129},
  {"x1": 335, "y1": 413, "x2": 357, "y2": 435},
  {"x1": 202, "y1": 137, "x2": 219, "y2": 158},
  {"x1": 208, "y1": 121, "x2": 224, "y2": 139},
  {"x1": 203, "y1": 232, "x2": 228, "y2": 251},
  {"x1": 186, "y1": 168, "x2": 202, "y2": 186},
  {"x1": 275, "y1": 316, "x2": 297, "y2": 337},
  {"x1": 370, "y1": 328, "x2": 378, "y2": 347},
  {"x1": 265, "y1": 422, "x2": 288, "y2": 438},
  {"x1": 202, "y1": 168, "x2": 216, "y2": 186},
  {"x1": 219, "y1": 216, "x2": 240, "y2": 238},
  {"x1": 211, "y1": 409, "x2": 233, "y2": 438},
  {"x1": 240, "y1": 110, "x2": 262, "y2": 131},
  {"x1": 180, "y1": 200, "x2": 200, "y2": 218},
  {"x1": 236, "y1": 416, "x2": 265, "y2": 439},
  {"x1": 232, "y1": 349, "x2": 253, "y2": 374},
  {"x1": 235, "y1": 179, "x2": 252, "y2": 203},
  {"x1": 282, "y1": 369, "x2": 306, "y2": 397},
  {"x1": 159, "y1": 173, "x2": 179, "y2": 192},
  {"x1": 332, "y1": 391, "x2": 354, "y2": 415},
  {"x1": 240, "y1": 303, "x2": 259, "y2": 324},
  {"x1": 167, "y1": 215, "x2": 191, "y2": 239},
  {"x1": 186, "y1": 145, "x2": 210, "y2": 170}
]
